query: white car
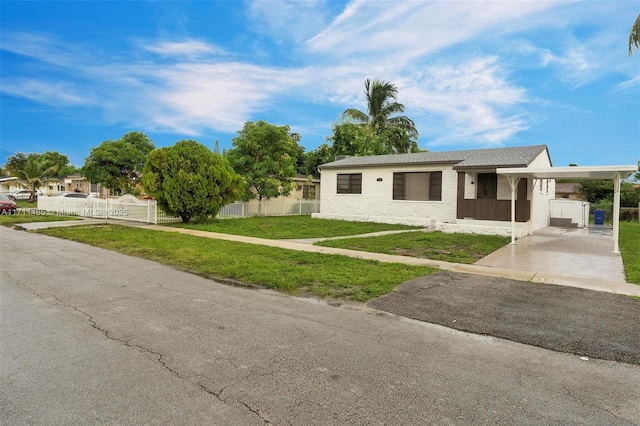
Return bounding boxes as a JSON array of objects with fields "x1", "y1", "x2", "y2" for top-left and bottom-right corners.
[{"x1": 10, "y1": 190, "x2": 43, "y2": 200}]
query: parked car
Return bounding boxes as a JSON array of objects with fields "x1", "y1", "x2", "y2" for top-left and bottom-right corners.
[
  {"x1": 0, "y1": 194, "x2": 17, "y2": 214},
  {"x1": 55, "y1": 192, "x2": 88, "y2": 198},
  {"x1": 10, "y1": 189, "x2": 43, "y2": 201}
]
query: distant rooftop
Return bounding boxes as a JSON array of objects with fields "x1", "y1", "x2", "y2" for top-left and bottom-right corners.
[{"x1": 319, "y1": 145, "x2": 549, "y2": 170}]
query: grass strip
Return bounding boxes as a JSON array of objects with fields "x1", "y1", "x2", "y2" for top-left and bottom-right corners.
[
  {"x1": 620, "y1": 221, "x2": 640, "y2": 284},
  {"x1": 0, "y1": 211, "x2": 80, "y2": 226},
  {"x1": 315, "y1": 231, "x2": 510, "y2": 264},
  {"x1": 168, "y1": 215, "x2": 420, "y2": 239},
  {"x1": 36, "y1": 224, "x2": 437, "y2": 301}
]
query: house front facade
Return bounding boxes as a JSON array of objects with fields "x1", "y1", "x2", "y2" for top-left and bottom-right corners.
[{"x1": 313, "y1": 145, "x2": 554, "y2": 238}]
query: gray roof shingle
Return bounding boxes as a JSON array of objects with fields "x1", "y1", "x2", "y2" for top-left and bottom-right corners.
[{"x1": 318, "y1": 145, "x2": 549, "y2": 170}]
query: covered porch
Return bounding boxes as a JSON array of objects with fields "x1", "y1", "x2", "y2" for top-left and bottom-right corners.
[{"x1": 456, "y1": 172, "x2": 530, "y2": 222}]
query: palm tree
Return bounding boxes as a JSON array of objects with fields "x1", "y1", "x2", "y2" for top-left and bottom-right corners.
[
  {"x1": 14, "y1": 156, "x2": 59, "y2": 202},
  {"x1": 343, "y1": 79, "x2": 419, "y2": 141},
  {"x1": 630, "y1": 14, "x2": 640, "y2": 56}
]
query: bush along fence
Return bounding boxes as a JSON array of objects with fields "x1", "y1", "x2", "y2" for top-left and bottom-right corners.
[
  {"x1": 589, "y1": 203, "x2": 640, "y2": 224},
  {"x1": 37, "y1": 195, "x2": 320, "y2": 224}
]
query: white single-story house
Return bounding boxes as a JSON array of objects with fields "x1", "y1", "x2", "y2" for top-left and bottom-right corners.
[
  {"x1": 313, "y1": 145, "x2": 556, "y2": 239},
  {"x1": 0, "y1": 177, "x2": 24, "y2": 193},
  {"x1": 313, "y1": 144, "x2": 638, "y2": 251}
]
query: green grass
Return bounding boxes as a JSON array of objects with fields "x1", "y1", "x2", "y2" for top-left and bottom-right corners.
[
  {"x1": 620, "y1": 221, "x2": 640, "y2": 284},
  {"x1": 315, "y1": 231, "x2": 510, "y2": 264},
  {"x1": 0, "y1": 211, "x2": 80, "y2": 226},
  {"x1": 36, "y1": 224, "x2": 437, "y2": 301},
  {"x1": 169, "y1": 215, "x2": 421, "y2": 239},
  {"x1": 16, "y1": 200, "x2": 38, "y2": 209}
]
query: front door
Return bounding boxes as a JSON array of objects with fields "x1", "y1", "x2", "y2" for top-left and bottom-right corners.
[{"x1": 477, "y1": 173, "x2": 497, "y2": 199}]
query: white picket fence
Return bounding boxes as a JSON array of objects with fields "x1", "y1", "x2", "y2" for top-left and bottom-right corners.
[{"x1": 37, "y1": 195, "x2": 320, "y2": 224}]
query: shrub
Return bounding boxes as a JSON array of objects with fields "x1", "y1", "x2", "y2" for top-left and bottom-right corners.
[{"x1": 143, "y1": 140, "x2": 244, "y2": 223}]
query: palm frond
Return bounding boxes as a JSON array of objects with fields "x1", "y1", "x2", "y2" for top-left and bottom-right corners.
[
  {"x1": 342, "y1": 108, "x2": 369, "y2": 124},
  {"x1": 630, "y1": 14, "x2": 640, "y2": 56}
]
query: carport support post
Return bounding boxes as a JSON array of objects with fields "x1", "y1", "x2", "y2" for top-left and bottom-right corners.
[
  {"x1": 612, "y1": 173, "x2": 621, "y2": 253},
  {"x1": 506, "y1": 176, "x2": 521, "y2": 245}
]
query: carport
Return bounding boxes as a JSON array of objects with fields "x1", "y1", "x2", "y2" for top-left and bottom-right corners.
[{"x1": 497, "y1": 165, "x2": 638, "y2": 253}]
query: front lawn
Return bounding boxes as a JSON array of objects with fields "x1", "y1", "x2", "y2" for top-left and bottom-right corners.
[
  {"x1": 168, "y1": 215, "x2": 421, "y2": 239},
  {"x1": 620, "y1": 221, "x2": 640, "y2": 284},
  {"x1": 36, "y1": 224, "x2": 437, "y2": 301},
  {"x1": 315, "y1": 231, "x2": 510, "y2": 264}
]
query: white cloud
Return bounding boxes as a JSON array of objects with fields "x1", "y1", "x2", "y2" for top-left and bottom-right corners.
[
  {"x1": 128, "y1": 62, "x2": 309, "y2": 134},
  {"x1": 609, "y1": 76, "x2": 640, "y2": 98},
  {"x1": 1, "y1": 79, "x2": 91, "y2": 106},
  {"x1": 246, "y1": 0, "x2": 333, "y2": 44},
  {"x1": 141, "y1": 40, "x2": 227, "y2": 58},
  {"x1": 307, "y1": 1, "x2": 557, "y2": 63},
  {"x1": 401, "y1": 57, "x2": 530, "y2": 147}
]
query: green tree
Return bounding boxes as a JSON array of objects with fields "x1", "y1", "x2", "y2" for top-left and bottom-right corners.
[
  {"x1": 4, "y1": 153, "x2": 29, "y2": 177},
  {"x1": 39, "y1": 151, "x2": 79, "y2": 176},
  {"x1": 225, "y1": 121, "x2": 300, "y2": 202},
  {"x1": 329, "y1": 122, "x2": 385, "y2": 156},
  {"x1": 305, "y1": 144, "x2": 334, "y2": 178},
  {"x1": 577, "y1": 179, "x2": 640, "y2": 208},
  {"x1": 342, "y1": 78, "x2": 419, "y2": 143},
  {"x1": 9, "y1": 154, "x2": 59, "y2": 202},
  {"x1": 143, "y1": 140, "x2": 244, "y2": 223},
  {"x1": 83, "y1": 131, "x2": 155, "y2": 194},
  {"x1": 630, "y1": 14, "x2": 640, "y2": 56}
]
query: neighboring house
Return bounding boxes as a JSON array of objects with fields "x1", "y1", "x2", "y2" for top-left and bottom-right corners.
[
  {"x1": 555, "y1": 182, "x2": 581, "y2": 200},
  {"x1": 313, "y1": 145, "x2": 555, "y2": 238},
  {"x1": 291, "y1": 175, "x2": 320, "y2": 200},
  {"x1": 0, "y1": 177, "x2": 25, "y2": 194},
  {"x1": 60, "y1": 174, "x2": 106, "y2": 197}
]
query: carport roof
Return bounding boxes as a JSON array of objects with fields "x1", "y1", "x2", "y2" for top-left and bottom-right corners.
[
  {"x1": 496, "y1": 164, "x2": 638, "y2": 255},
  {"x1": 496, "y1": 165, "x2": 638, "y2": 180}
]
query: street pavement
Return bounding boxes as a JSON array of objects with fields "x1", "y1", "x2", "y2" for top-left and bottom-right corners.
[{"x1": 2, "y1": 227, "x2": 640, "y2": 425}]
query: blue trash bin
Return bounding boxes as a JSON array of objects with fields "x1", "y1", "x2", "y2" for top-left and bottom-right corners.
[{"x1": 594, "y1": 209, "x2": 605, "y2": 225}]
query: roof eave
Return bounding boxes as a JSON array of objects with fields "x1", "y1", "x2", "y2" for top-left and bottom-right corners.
[{"x1": 319, "y1": 159, "x2": 461, "y2": 170}]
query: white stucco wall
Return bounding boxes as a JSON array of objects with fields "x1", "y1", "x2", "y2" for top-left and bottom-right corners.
[
  {"x1": 314, "y1": 165, "x2": 458, "y2": 226},
  {"x1": 527, "y1": 150, "x2": 555, "y2": 232},
  {"x1": 437, "y1": 219, "x2": 529, "y2": 238}
]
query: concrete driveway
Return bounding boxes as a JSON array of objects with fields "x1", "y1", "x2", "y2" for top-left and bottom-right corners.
[
  {"x1": 2, "y1": 227, "x2": 640, "y2": 425},
  {"x1": 475, "y1": 226, "x2": 628, "y2": 287}
]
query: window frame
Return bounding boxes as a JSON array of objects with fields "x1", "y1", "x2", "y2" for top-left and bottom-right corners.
[{"x1": 336, "y1": 173, "x2": 362, "y2": 195}]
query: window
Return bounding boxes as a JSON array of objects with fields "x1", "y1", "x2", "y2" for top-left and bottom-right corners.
[
  {"x1": 337, "y1": 173, "x2": 362, "y2": 194},
  {"x1": 393, "y1": 171, "x2": 442, "y2": 201}
]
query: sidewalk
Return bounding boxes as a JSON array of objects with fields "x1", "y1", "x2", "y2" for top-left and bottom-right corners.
[{"x1": 18, "y1": 218, "x2": 640, "y2": 297}]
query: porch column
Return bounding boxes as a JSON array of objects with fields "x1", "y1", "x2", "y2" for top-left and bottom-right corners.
[
  {"x1": 506, "y1": 176, "x2": 521, "y2": 245},
  {"x1": 612, "y1": 173, "x2": 621, "y2": 253}
]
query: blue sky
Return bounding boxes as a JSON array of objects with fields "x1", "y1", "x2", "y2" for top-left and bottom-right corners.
[{"x1": 1, "y1": 1, "x2": 639, "y2": 169}]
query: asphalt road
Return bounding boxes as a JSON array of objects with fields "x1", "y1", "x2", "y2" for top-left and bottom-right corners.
[
  {"x1": 371, "y1": 271, "x2": 640, "y2": 365},
  {"x1": 2, "y1": 227, "x2": 640, "y2": 425}
]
